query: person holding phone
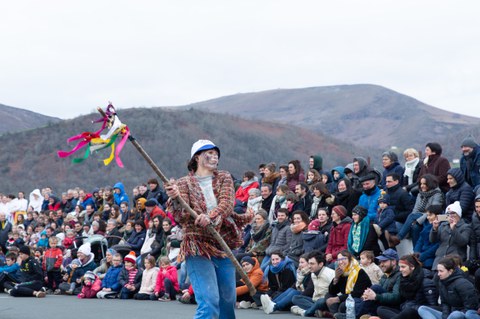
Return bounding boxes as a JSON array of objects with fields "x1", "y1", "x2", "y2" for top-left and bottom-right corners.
[{"x1": 430, "y1": 201, "x2": 472, "y2": 270}]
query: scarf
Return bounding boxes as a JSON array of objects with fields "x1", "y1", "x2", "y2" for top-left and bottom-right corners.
[
  {"x1": 263, "y1": 256, "x2": 297, "y2": 282},
  {"x1": 290, "y1": 221, "x2": 307, "y2": 234},
  {"x1": 404, "y1": 158, "x2": 419, "y2": 185},
  {"x1": 310, "y1": 196, "x2": 322, "y2": 219},
  {"x1": 416, "y1": 188, "x2": 442, "y2": 213},
  {"x1": 251, "y1": 221, "x2": 270, "y2": 241},
  {"x1": 399, "y1": 265, "x2": 423, "y2": 300},
  {"x1": 347, "y1": 216, "x2": 370, "y2": 254},
  {"x1": 296, "y1": 267, "x2": 311, "y2": 291},
  {"x1": 343, "y1": 258, "x2": 361, "y2": 294}
]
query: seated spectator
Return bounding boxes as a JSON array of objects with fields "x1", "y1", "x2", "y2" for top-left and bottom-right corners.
[
  {"x1": 460, "y1": 135, "x2": 480, "y2": 189},
  {"x1": 0, "y1": 252, "x2": 20, "y2": 290},
  {"x1": 93, "y1": 248, "x2": 116, "y2": 280},
  {"x1": 418, "y1": 256, "x2": 479, "y2": 319},
  {"x1": 445, "y1": 168, "x2": 475, "y2": 222},
  {"x1": 259, "y1": 253, "x2": 310, "y2": 313},
  {"x1": 413, "y1": 205, "x2": 441, "y2": 269},
  {"x1": 96, "y1": 253, "x2": 123, "y2": 299},
  {"x1": 262, "y1": 163, "x2": 281, "y2": 194},
  {"x1": 235, "y1": 171, "x2": 260, "y2": 213},
  {"x1": 287, "y1": 160, "x2": 305, "y2": 193},
  {"x1": 384, "y1": 173, "x2": 414, "y2": 226},
  {"x1": 77, "y1": 271, "x2": 101, "y2": 299},
  {"x1": 236, "y1": 209, "x2": 271, "y2": 263},
  {"x1": 258, "y1": 251, "x2": 296, "y2": 304},
  {"x1": 333, "y1": 178, "x2": 362, "y2": 215},
  {"x1": 417, "y1": 142, "x2": 451, "y2": 193},
  {"x1": 262, "y1": 208, "x2": 292, "y2": 270},
  {"x1": 359, "y1": 250, "x2": 383, "y2": 285},
  {"x1": 310, "y1": 183, "x2": 334, "y2": 220},
  {"x1": 402, "y1": 148, "x2": 422, "y2": 193},
  {"x1": 377, "y1": 254, "x2": 430, "y2": 319},
  {"x1": 268, "y1": 185, "x2": 289, "y2": 223},
  {"x1": 105, "y1": 219, "x2": 122, "y2": 247},
  {"x1": 302, "y1": 214, "x2": 328, "y2": 254},
  {"x1": 430, "y1": 201, "x2": 472, "y2": 270},
  {"x1": 358, "y1": 174, "x2": 382, "y2": 220},
  {"x1": 287, "y1": 251, "x2": 335, "y2": 316},
  {"x1": 325, "y1": 206, "x2": 352, "y2": 265},
  {"x1": 4, "y1": 246, "x2": 45, "y2": 298},
  {"x1": 135, "y1": 255, "x2": 159, "y2": 300},
  {"x1": 287, "y1": 211, "x2": 309, "y2": 267},
  {"x1": 381, "y1": 151, "x2": 404, "y2": 189},
  {"x1": 236, "y1": 256, "x2": 269, "y2": 309},
  {"x1": 375, "y1": 193, "x2": 400, "y2": 249},
  {"x1": 294, "y1": 183, "x2": 313, "y2": 217},
  {"x1": 153, "y1": 256, "x2": 179, "y2": 301},
  {"x1": 126, "y1": 220, "x2": 146, "y2": 256},
  {"x1": 348, "y1": 206, "x2": 381, "y2": 259},
  {"x1": 246, "y1": 188, "x2": 263, "y2": 215},
  {"x1": 330, "y1": 167, "x2": 345, "y2": 195},
  {"x1": 397, "y1": 174, "x2": 444, "y2": 246},
  {"x1": 119, "y1": 251, "x2": 142, "y2": 299},
  {"x1": 306, "y1": 169, "x2": 322, "y2": 193}
]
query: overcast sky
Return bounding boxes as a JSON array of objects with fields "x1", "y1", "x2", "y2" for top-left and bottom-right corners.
[{"x1": 1, "y1": 1, "x2": 479, "y2": 119}]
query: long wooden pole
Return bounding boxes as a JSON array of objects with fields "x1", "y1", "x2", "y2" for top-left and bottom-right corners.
[{"x1": 97, "y1": 108, "x2": 257, "y2": 296}]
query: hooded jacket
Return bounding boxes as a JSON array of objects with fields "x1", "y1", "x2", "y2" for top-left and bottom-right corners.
[
  {"x1": 439, "y1": 268, "x2": 479, "y2": 318},
  {"x1": 138, "y1": 266, "x2": 159, "y2": 295},
  {"x1": 154, "y1": 265, "x2": 179, "y2": 293},
  {"x1": 101, "y1": 263, "x2": 123, "y2": 291},
  {"x1": 265, "y1": 220, "x2": 292, "y2": 256},
  {"x1": 445, "y1": 168, "x2": 475, "y2": 221},
  {"x1": 460, "y1": 144, "x2": 480, "y2": 188},
  {"x1": 113, "y1": 182, "x2": 129, "y2": 206},
  {"x1": 325, "y1": 217, "x2": 352, "y2": 262}
]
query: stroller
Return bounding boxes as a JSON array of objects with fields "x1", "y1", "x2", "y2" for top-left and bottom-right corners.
[{"x1": 72, "y1": 235, "x2": 109, "y2": 264}]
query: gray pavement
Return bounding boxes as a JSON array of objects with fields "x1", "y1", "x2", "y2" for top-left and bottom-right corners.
[{"x1": 0, "y1": 294, "x2": 299, "y2": 319}]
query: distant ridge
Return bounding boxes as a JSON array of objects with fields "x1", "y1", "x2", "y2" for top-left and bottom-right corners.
[{"x1": 0, "y1": 103, "x2": 61, "y2": 135}]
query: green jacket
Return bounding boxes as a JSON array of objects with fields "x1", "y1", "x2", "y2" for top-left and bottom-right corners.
[{"x1": 375, "y1": 266, "x2": 401, "y2": 306}]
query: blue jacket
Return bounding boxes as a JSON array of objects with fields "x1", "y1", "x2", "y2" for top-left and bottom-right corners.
[
  {"x1": 460, "y1": 145, "x2": 480, "y2": 188},
  {"x1": 127, "y1": 230, "x2": 146, "y2": 256},
  {"x1": 0, "y1": 262, "x2": 20, "y2": 281},
  {"x1": 381, "y1": 162, "x2": 404, "y2": 189},
  {"x1": 113, "y1": 182, "x2": 129, "y2": 206},
  {"x1": 358, "y1": 186, "x2": 381, "y2": 220},
  {"x1": 413, "y1": 221, "x2": 439, "y2": 269},
  {"x1": 101, "y1": 264, "x2": 123, "y2": 291},
  {"x1": 374, "y1": 206, "x2": 397, "y2": 234}
]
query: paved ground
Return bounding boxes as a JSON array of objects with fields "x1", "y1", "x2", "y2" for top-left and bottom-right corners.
[{"x1": 0, "y1": 294, "x2": 299, "y2": 319}]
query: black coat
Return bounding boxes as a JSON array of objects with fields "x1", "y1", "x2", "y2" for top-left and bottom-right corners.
[
  {"x1": 386, "y1": 183, "x2": 415, "y2": 223},
  {"x1": 329, "y1": 268, "x2": 371, "y2": 302},
  {"x1": 439, "y1": 268, "x2": 478, "y2": 318}
]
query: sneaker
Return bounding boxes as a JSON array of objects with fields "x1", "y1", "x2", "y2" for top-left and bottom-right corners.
[
  {"x1": 261, "y1": 294, "x2": 275, "y2": 314},
  {"x1": 250, "y1": 303, "x2": 259, "y2": 309},
  {"x1": 4, "y1": 288, "x2": 11, "y2": 294},
  {"x1": 46, "y1": 289, "x2": 54, "y2": 295},
  {"x1": 158, "y1": 295, "x2": 171, "y2": 302},
  {"x1": 238, "y1": 301, "x2": 252, "y2": 309},
  {"x1": 53, "y1": 289, "x2": 61, "y2": 295},
  {"x1": 35, "y1": 291, "x2": 46, "y2": 298},
  {"x1": 291, "y1": 306, "x2": 305, "y2": 316},
  {"x1": 65, "y1": 290, "x2": 73, "y2": 295}
]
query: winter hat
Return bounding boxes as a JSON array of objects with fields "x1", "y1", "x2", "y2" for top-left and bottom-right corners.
[
  {"x1": 84, "y1": 271, "x2": 96, "y2": 281},
  {"x1": 352, "y1": 205, "x2": 368, "y2": 219},
  {"x1": 137, "y1": 198, "x2": 147, "y2": 210},
  {"x1": 359, "y1": 173, "x2": 376, "y2": 184},
  {"x1": 381, "y1": 151, "x2": 399, "y2": 163},
  {"x1": 332, "y1": 205, "x2": 347, "y2": 219},
  {"x1": 256, "y1": 209, "x2": 268, "y2": 221},
  {"x1": 19, "y1": 245, "x2": 31, "y2": 256},
  {"x1": 461, "y1": 135, "x2": 478, "y2": 148},
  {"x1": 107, "y1": 248, "x2": 117, "y2": 255},
  {"x1": 378, "y1": 192, "x2": 390, "y2": 204},
  {"x1": 446, "y1": 201, "x2": 462, "y2": 218},
  {"x1": 344, "y1": 163, "x2": 354, "y2": 174},
  {"x1": 308, "y1": 219, "x2": 321, "y2": 231},
  {"x1": 145, "y1": 199, "x2": 158, "y2": 207},
  {"x1": 78, "y1": 242, "x2": 91, "y2": 256},
  {"x1": 190, "y1": 139, "x2": 220, "y2": 159},
  {"x1": 124, "y1": 251, "x2": 137, "y2": 264},
  {"x1": 240, "y1": 256, "x2": 255, "y2": 266},
  {"x1": 71, "y1": 259, "x2": 82, "y2": 267},
  {"x1": 426, "y1": 142, "x2": 442, "y2": 155}
]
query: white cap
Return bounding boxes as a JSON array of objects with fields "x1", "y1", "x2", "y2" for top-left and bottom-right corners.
[
  {"x1": 446, "y1": 201, "x2": 462, "y2": 218},
  {"x1": 78, "y1": 242, "x2": 91, "y2": 256},
  {"x1": 190, "y1": 139, "x2": 220, "y2": 159}
]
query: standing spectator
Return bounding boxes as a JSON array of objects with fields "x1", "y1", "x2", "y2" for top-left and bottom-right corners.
[
  {"x1": 0, "y1": 212, "x2": 12, "y2": 253},
  {"x1": 287, "y1": 160, "x2": 305, "y2": 192},
  {"x1": 460, "y1": 135, "x2": 480, "y2": 188},
  {"x1": 42, "y1": 236, "x2": 63, "y2": 293},
  {"x1": 381, "y1": 151, "x2": 404, "y2": 189},
  {"x1": 146, "y1": 178, "x2": 168, "y2": 208}
]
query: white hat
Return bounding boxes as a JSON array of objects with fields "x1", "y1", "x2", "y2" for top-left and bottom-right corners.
[
  {"x1": 446, "y1": 201, "x2": 462, "y2": 218},
  {"x1": 190, "y1": 139, "x2": 220, "y2": 159},
  {"x1": 78, "y1": 242, "x2": 91, "y2": 256}
]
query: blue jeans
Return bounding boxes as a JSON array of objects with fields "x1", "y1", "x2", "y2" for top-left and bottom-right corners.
[
  {"x1": 260, "y1": 255, "x2": 271, "y2": 271},
  {"x1": 179, "y1": 261, "x2": 190, "y2": 290},
  {"x1": 418, "y1": 306, "x2": 442, "y2": 319},
  {"x1": 186, "y1": 255, "x2": 236, "y2": 319},
  {"x1": 397, "y1": 212, "x2": 423, "y2": 245},
  {"x1": 449, "y1": 310, "x2": 480, "y2": 319},
  {"x1": 272, "y1": 288, "x2": 301, "y2": 311},
  {"x1": 292, "y1": 295, "x2": 327, "y2": 317}
]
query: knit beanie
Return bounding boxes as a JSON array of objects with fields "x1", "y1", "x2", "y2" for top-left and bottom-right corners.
[
  {"x1": 78, "y1": 242, "x2": 91, "y2": 256},
  {"x1": 446, "y1": 201, "x2": 462, "y2": 218},
  {"x1": 84, "y1": 271, "x2": 96, "y2": 281},
  {"x1": 352, "y1": 205, "x2": 368, "y2": 218},
  {"x1": 332, "y1": 205, "x2": 347, "y2": 219},
  {"x1": 145, "y1": 199, "x2": 158, "y2": 207},
  {"x1": 461, "y1": 135, "x2": 478, "y2": 148},
  {"x1": 124, "y1": 251, "x2": 136, "y2": 264},
  {"x1": 378, "y1": 192, "x2": 390, "y2": 204},
  {"x1": 240, "y1": 256, "x2": 255, "y2": 266},
  {"x1": 308, "y1": 219, "x2": 321, "y2": 231}
]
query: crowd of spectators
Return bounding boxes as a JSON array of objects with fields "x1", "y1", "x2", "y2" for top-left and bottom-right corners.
[{"x1": 0, "y1": 136, "x2": 480, "y2": 319}]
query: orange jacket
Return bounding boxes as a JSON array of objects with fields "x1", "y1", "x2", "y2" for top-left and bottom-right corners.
[{"x1": 236, "y1": 257, "x2": 269, "y2": 296}]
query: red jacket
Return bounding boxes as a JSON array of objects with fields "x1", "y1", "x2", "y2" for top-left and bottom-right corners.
[
  {"x1": 144, "y1": 206, "x2": 166, "y2": 228},
  {"x1": 154, "y1": 265, "x2": 179, "y2": 293},
  {"x1": 325, "y1": 218, "x2": 352, "y2": 262},
  {"x1": 235, "y1": 181, "x2": 260, "y2": 203},
  {"x1": 43, "y1": 247, "x2": 63, "y2": 271},
  {"x1": 78, "y1": 278, "x2": 102, "y2": 298}
]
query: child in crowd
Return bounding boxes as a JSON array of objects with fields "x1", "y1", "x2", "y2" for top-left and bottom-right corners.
[
  {"x1": 77, "y1": 271, "x2": 101, "y2": 299},
  {"x1": 60, "y1": 259, "x2": 82, "y2": 294},
  {"x1": 97, "y1": 253, "x2": 123, "y2": 299},
  {"x1": 359, "y1": 250, "x2": 383, "y2": 285},
  {"x1": 37, "y1": 231, "x2": 49, "y2": 249},
  {"x1": 118, "y1": 251, "x2": 142, "y2": 299},
  {"x1": 375, "y1": 193, "x2": 399, "y2": 249},
  {"x1": 62, "y1": 229, "x2": 76, "y2": 249},
  {"x1": 136, "y1": 255, "x2": 159, "y2": 300},
  {"x1": 153, "y1": 256, "x2": 179, "y2": 301},
  {"x1": 0, "y1": 252, "x2": 20, "y2": 289},
  {"x1": 42, "y1": 236, "x2": 63, "y2": 294}
]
